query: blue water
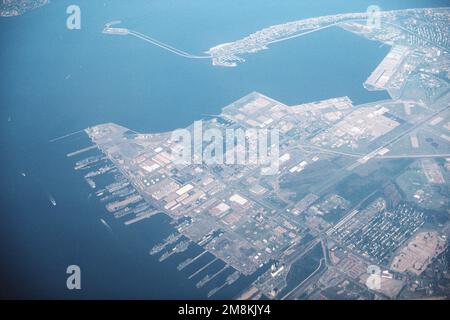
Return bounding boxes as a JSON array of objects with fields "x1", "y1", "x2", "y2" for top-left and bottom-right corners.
[{"x1": 0, "y1": 0, "x2": 447, "y2": 298}]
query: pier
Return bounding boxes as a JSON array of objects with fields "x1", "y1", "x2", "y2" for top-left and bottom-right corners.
[
  {"x1": 177, "y1": 250, "x2": 208, "y2": 271},
  {"x1": 49, "y1": 130, "x2": 83, "y2": 143},
  {"x1": 67, "y1": 145, "x2": 97, "y2": 157},
  {"x1": 124, "y1": 210, "x2": 157, "y2": 225},
  {"x1": 188, "y1": 257, "x2": 218, "y2": 280},
  {"x1": 197, "y1": 265, "x2": 229, "y2": 288}
]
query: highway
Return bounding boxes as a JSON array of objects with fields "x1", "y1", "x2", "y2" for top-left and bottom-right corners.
[
  {"x1": 297, "y1": 142, "x2": 450, "y2": 160},
  {"x1": 281, "y1": 258, "x2": 325, "y2": 300},
  {"x1": 103, "y1": 22, "x2": 211, "y2": 59},
  {"x1": 267, "y1": 23, "x2": 340, "y2": 45},
  {"x1": 129, "y1": 30, "x2": 211, "y2": 59}
]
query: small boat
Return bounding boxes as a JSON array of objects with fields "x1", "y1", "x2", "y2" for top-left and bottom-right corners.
[
  {"x1": 100, "y1": 218, "x2": 112, "y2": 232},
  {"x1": 49, "y1": 196, "x2": 56, "y2": 206}
]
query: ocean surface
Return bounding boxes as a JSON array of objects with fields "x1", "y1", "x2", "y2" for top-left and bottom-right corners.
[{"x1": 0, "y1": 0, "x2": 447, "y2": 298}]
